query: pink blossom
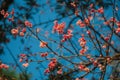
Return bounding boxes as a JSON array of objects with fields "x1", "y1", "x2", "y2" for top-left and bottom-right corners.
[
  {"x1": 11, "y1": 28, "x2": 18, "y2": 36},
  {"x1": 90, "y1": 9, "x2": 96, "y2": 13},
  {"x1": 86, "y1": 30, "x2": 91, "y2": 35},
  {"x1": 53, "y1": 20, "x2": 58, "y2": 33},
  {"x1": 83, "y1": 67, "x2": 90, "y2": 72},
  {"x1": 76, "y1": 20, "x2": 86, "y2": 28},
  {"x1": 10, "y1": 9, "x2": 14, "y2": 15},
  {"x1": 8, "y1": 17, "x2": 14, "y2": 22},
  {"x1": 53, "y1": 21, "x2": 65, "y2": 34},
  {"x1": 84, "y1": 18, "x2": 90, "y2": 25},
  {"x1": 104, "y1": 21, "x2": 109, "y2": 25},
  {"x1": 19, "y1": 58, "x2": 23, "y2": 62},
  {"x1": 44, "y1": 68, "x2": 50, "y2": 74},
  {"x1": 0, "y1": 63, "x2": 9, "y2": 69},
  {"x1": 110, "y1": 17, "x2": 116, "y2": 22},
  {"x1": 22, "y1": 28, "x2": 26, "y2": 33},
  {"x1": 40, "y1": 52, "x2": 48, "y2": 57},
  {"x1": 75, "y1": 78, "x2": 80, "y2": 80},
  {"x1": 19, "y1": 32, "x2": 24, "y2": 37},
  {"x1": 97, "y1": 7, "x2": 104, "y2": 14},
  {"x1": 104, "y1": 37, "x2": 110, "y2": 41},
  {"x1": 48, "y1": 61, "x2": 56, "y2": 69},
  {"x1": 20, "y1": 54, "x2": 26, "y2": 58},
  {"x1": 78, "y1": 64, "x2": 85, "y2": 70},
  {"x1": 93, "y1": 60, "x2": 98, "y2": 66},
  {"x1": 116, "y1": 21, "x2": 120, "y2": 27},
  {"x1": 70, "y1": 2, "x2": 76, "y2": 8},
  {"x1": 22, "y1": 63, "x2": 29, "y2": 67},
  {"x1": 78, "y1": 37, "x2": 86, "y2": 47},
  {"x1": 0, "y1": 9, "x2": 5, "y2": 15},
  {"x1": 61, "y1": 29, "x2": 73, "y2": 42},
  {"x1": 79, "y1": 48, "x2": 87, "y2": 55},
  {"x1": 57, "y1": 69, "x2": 63, "y2": 74},
  {"x1": 40, "y1": 41, "x2": 47, "y2": 48},
  {"x1": 4, "y1": 12, "x2": 9, "y2": 18},
  {"x1": 116, "y1": 27, "x2": 120, "y2": 33},
  {"x1": 24, "y1": 21, "x2": 32, "y2": 28}
]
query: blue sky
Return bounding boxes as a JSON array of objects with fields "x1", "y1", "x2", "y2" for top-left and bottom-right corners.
[{"x1": 0, "y1": 0, "x2": 120, "y2": 80}]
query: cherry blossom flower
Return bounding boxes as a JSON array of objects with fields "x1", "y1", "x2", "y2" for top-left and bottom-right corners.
[
  {"x1": 79, "y1": 48, "x2": 87, "y2": 55},
  {"x1": 116, "y1": 21, "x2": 120, "y2": 27},
  {"x1": 40, "y1": 52, "x2": 48, "y2": 57},
  {"x1": 90, "y1": 58, "x2": 94, "y2": 62},
  {"x1": 78, "y1": 64, "x2": 85, "y2": 70},
  {"x1": 22, "y1": 28, "x2": 26, "y2": 33},
  {"x1": 0, "y1": 63, "x2": 9, "y2": 69},
  {"x1": 93, "y1": 60, "x2": 98, "y2": 66},
  {"x1": 89, "y1": 4, "x2": 93, "y2": 8},
  {"x1": 104, "y1": 37, "x2": 110, "y2": 41},
  {"x1": 75, "y1": 10, "x2": 79, "y2": 16},
  {"x1": 86, "y1": 30, "x2": 91, "y2": 35},
  {"x1": 19, "y1": 32, "x2": 24, "y2": 37},
  {"x1": 57, "y1": 69, "x2": 63, "y2": 74},
  {"x1": 53, "y1": 21, "x2": 65, "y2": 34},
  {"x1": 102, "y1": 44, "x2": 107, "y2": 48},
  {"x1": 48, "y1": 61, "x2": 57, "y2": 70},
  {"x1": 97, "y1": 7, "x2": 104, "y2": 14},
  {"x1": 116, "y1": 27, "x2": 120, "y2": 33},
  {"x1": 11, "y1": 28, "x2": 18, "y2": 36},
  {"x1": 19, "y1": 58, "x2": 23, "y2": 62},
  {"x1": 44, "y1": 68, "x2": 50, "y2": 74},
  {"x1": 47, "y1": 58, "x2": 57, "y2": 70},
  {"x1": 76, "y1": 20, "x2": 85, "y2": 28},
  {"x1": 36, "y1": 28, "x2": 40, "y2": 33},
  {"x1": 20, "y1": 54, "x2": 27, "y2": 58},
  {"x1": 75, "y1": 78, "x2": 80, "y2": 80},
  {"x1": 22, "y1": 63, "x2": 29, "y2": 67},
  {"x1": 61, "y1": 29, "x2": 73, "y2": 42},
  {"x1": 104, "y1": 21, "x2": 109, "y2": 25},
  {"x1": 24, "y1": 21, "x2": 32, "y2": 27},
  {"x1": 0, "y1": 9, "x2": 5, "y2": 15},
  {"x1": 109, "y1": 17, "x2": 116, "y2": 22},
  {"x1": 57, "y1": 22, "x2": 65, "y2": 34},
  {"x1": 52, "y1": 20, "x2": 58, "y2": 33},
  {"x1": 10, "y1": 9, "x2": 14, "y2": 15},
  {"x1": 40, "y1": 41, "x2": 47, "y2": 48},
  {"x1": 4, "y1": 12, "x2": 9, "y2": 18},
  {"x1": 78, "y1": 36, "x2": 86, "y2": 47},
  {"x1": 76, "y1": 20, "x2": 82, "y2": 25},
  {"x1": 83, "y1": 67, "x2": 90, "y2": 72},
  {"x1": 84, "y1": 18, "x2": 90, "y2": 25},
  {"x1": 8, "y1": 17, "x2": 14, "y2": 22},
  {"x1": 76, "y1": 78, "x2": 86, "y2": 80},
  {"x1": 70, "y1": 2, "x2": 76, "y2": 8},
  {"x1": 98, "y1": 64, "x2": 102, "y2": 68},
  {"x1": 51, "y1": 58, "x2": 57, "y2": 63},
  {"x1": 19, "y1": 54, "x2": 27, "y2": 63}
]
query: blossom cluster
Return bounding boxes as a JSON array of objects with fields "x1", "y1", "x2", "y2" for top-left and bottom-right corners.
[
  {"x1": 40, "y1": 52, "x2": 48, "y2": 57},
  {"x1": 40, "y1": 41, "x2": 48, "y2": 48},
  {"x1": 11, "y1": 20, "x2": 32, "y2": 37},
  {"x1": 44, "y1": 58, "x2": 58, "y2": 74},
  {"x1": 89, "y1": 6, "x2": 104, "y2": 14},
  {"x1": 78, "y1": 63, "x2": 89, "y2": 72},
  {"x1": 61, "y1": 29, "x2": 73, "y2": 42},
  {"x1": 53, "y1": 21, "x2": 65, "y2": 34},
  {"x1": 78, "y1": 35, "x2": 87, "y2": 55},
  {"x1": 0, "y1": 63, "x2": 9, "y2": 69},
  {"x1": 19, "y1": 54, "x2": 29, "y2": 67},
  {"x1": 0, "y1": 9, "x2": 9, "y2": 18},
  {"x1": 0, "y1": 9, "x2": 14, "y2": 21},
  {"x1": 76, "y1": 17, "x2": 92, "y2": 28}
]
